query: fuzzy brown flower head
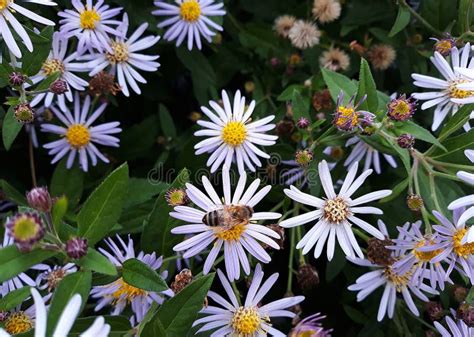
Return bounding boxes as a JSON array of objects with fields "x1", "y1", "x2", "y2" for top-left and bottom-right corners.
[
  {"x1": 295, "y1": 149, "x2": 314, "y2": 166},
  {"x1": 88, "y1": 71, "x2": 121, "y2": 96},
  {"x1": 14, "y1": 103, "x2": 35, "y2": 124},
  {"x1": 274, "y1": 15, "x2": 296, "y2": 38},
  {"x1": 275, "y1": 117, "x2": 295, "y2": 137},
  {"x1": 263, "y1": 224, "x2": 285, "y2": 249},
  {"x1": 453, "y1": 285, "x2": 469, "y2": 303},
  {"x1": 329, "y1": 146, "x2": 344, "y2": 161},
  {"x1": 367, "y1": 44, "x2": 396, "y2": 71},
  {"x1": 320, "y1": 47, "x2": 350, "y2": 72},
  {"x1": 65, "y1": 237, "x2": 88, "y2": 259},
  {"x1": 5, "y1": 212, "x2": 45, "y2": 252},
  {"x1": 296, "y1": 264, "x2": 320, "y2": 291},
  {"x1": 296, "y1": 117, "x2": 310, "y2": 129},
  {"x1": 26, "y1": 187, "x2": 52, "y2": 213},
  {"x1": 387, "y1": 95, "x2": 417, "y2": 121},
  {"x1": 288, "y1": 20, "x2": 321, "y2": 50},
  {"x1": 170, "y1": 269, "x2": 193, "y2": 294},
  {"x1": 397, "y1": 134, "x2": 415, "y2": 149},
  {"x1": 165, "y1": 188, "x2": 190, "y2": 207},
  {"x1": 407, "y1": 194, "x2": 424, "y2": 212},
  {"x1": 312, "y1": 0, "x2": 341, "y2": 23},
  {"x1": 9, "y1": 72, "x2": 26, "y2": 86},
  {"x1": 367, "y1": 237, "x2": 394, "y2": 266},
  {"x1": 425, "y1": 301, "x2": 444, "y2": 321},
  {"x1": 457, "y1": 303, "x2": 474, "y2": 327},
  {"x1": 432, "y1": 35, "x2": 456, "y2": 56},
  {"x1": 312, "y1": 89, "x2": 333, "y2": 112},
  {"x1": 288, "y1": 53, "x2": 302, "y2": 66},
  {"x1": 49, "y1": 79, "x2": 69, "y2": 95}
]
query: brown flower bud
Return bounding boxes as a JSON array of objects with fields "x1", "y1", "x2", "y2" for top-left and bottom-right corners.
[
  {"x1": 26, "y1": 187, "x2": 52, "y2": 212},
  {"x1": 367, "y1": 237, "x2": 394, "y2": 266},
  {"x1": 407, "y1": 194, "x2": 424, "y2": 212},
  {"x1": 170, "y1": 269, "x2": 193, "y2": 294},
  {"x1": 453, "y1": 285, "x2": 469, "y2": 303},
  {"x1": 296, "y1": 264, "x2": 320, "y2": 291},
  {"x1": 65, "y1": 237, "x2": 88, "y2": 259},
  {"x1": 425, "y1": 301, "x2": 444, "y2": 321}
]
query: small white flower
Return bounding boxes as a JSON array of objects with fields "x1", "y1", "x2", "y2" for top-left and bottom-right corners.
[
  {"x1": 344, "y1": 136, "x2": 397, "y2": 174},
  {"x1": 195, "y1": 90, "x2": 277, "y2": 174},
  {"x1": 0, "y1": 0, "x2": 56, "y2": 58},
  {"x1": 280, "y1": 160, "x2": 392, "y2": 261},
  {"x1": 58, "y1": 0, "x2": 123, "y2": 53},
  {"x1": 153, "y1": 0, "x2": 226, "y2": 50},
  {"x1": 29, "y1": 32, "x2": 91, "y2": 110},
  {"x1": 41, "y1": 92, "x2": 121, "y2": 172},
  {"x1": 83, "y1": 14, "x2": 160, "y2": 97},
  {"x1": 411, "y1": 43, "x2": 474, "y2": 131},
  {"x1": 193, "y1": 264, "x2": 304, "y2": 336}
]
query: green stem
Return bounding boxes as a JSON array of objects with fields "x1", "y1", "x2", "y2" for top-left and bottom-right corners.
[{"x1": 231, "y1": 281, "x2": 242, "y2": 306}]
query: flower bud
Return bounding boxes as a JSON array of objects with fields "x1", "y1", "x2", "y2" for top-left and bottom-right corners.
[
  {"x1": 14, "y1": 103, "x2": 35, "y2": 123},
  {"x1": 170, "y1": 269, "x2": 193, "y2": 294},
  {"x1": 296, "y1": 117, "x2": 310, "y2": 129},
  {"x1": 367, "y1": 237, "x2": 394, "y2": 266},
  {"x1": 457, "y1": 303, "x2": 474, "y2": 327},
  {"x1": 387, "y1": 95, "x2": 417, "y2": 121},
  {"x1": 296, "y1": 264, "x2": 320, "y2": 291},
  {"x1": 244, "y1": 81, "x2": 255, "y2": 94},
  {"x1": 49, "y1": 79, "x2": 68, "y2": 95},
  {"x1": 8, "y1": 72, "x2": 26, "y2": 86},
  {"x1": 407, "y1": 194, "x2": 424, "y2": 212},
  {"x1": 295, "y1": 149, "x2": 313, "y2": 166},
  {"x1": 165, "y1": 188, "x2": 190, "y2": 207},
  {"x1": 425, "y1": 301, "x2": 444, "y2": 321},
  {"x1": 397, "y1": 134, "x2": 415, "y2": 149},
  {"x1": 5, "y1": 213, "x2": 45, "y2": 252},
  {"x1": 432, "y1": 36, "x2": 456, "y2": 56},
  {"x1": 262, "y1": 224, "x2": 285, "y2": 249},
  {"x1": 65, "y1": 237, "x2": 88, "y2": 259},
  {"x1": 270, "y1": 57, "x2": 280, "y2": 67},
  {"x1": 453, "y1": 285, "x2": 468, "y2": 303},
  {"x1": 26, "y1": 187, "x2": 52, "y2": 212}
]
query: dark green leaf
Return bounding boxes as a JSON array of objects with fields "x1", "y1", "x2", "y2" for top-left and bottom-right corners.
[
  {"x1": 380, "y1": 179, "x2": 408, "y2": 203},
  {"x1": 21, "y1": 26, "x2": 53, "y2": 76},
  {"x1": 438, "y1": 104, "x2": 474, "y2": 141},
  {"x1": 51, "y1": 196, "x2": 68, "y2": 232},
  {"x1": 50, "y1": 158, "x2": 84, "y2": 207},
  {"x1": 76, "y1": 248, "x2": 117, "y2": 276},
  {"x1": 0, "y1": 287, "x2": 31, "y2": 311},
  {"x1": 291, "y1": 90, "x2": 311, "y2": 121},
  {"x1": 122, "y1": 258, "x2": 169, "y2": 292},
  {"x1": 395, "y1": 121, "x2": 446, "y2": 151},
  {"x1": 388, "y1": 6, "x2": 411, "y2": 37},
  {"x1": 159, "y1": 104, "x2": 177, "y2": 139},
  {"x1": 356, "y1": 58, "x2": 378, "y2": 113},
  {"x1": 124, "y1": 178, "x2": 168, "y2": 209},
  {"x1": 0, "y1": 179, "x2": 27, "y2": 205},
  {"x1": 2, "y1": 106, "x2": 23, "y2": 151},
  {"x1": 321, "y1": 68, "x2": 358, "y2": 104}
]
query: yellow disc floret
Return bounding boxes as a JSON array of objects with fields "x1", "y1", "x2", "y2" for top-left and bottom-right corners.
[
  {"x1": 0, "y1": 0, "x2": 10, "y2": 11},
  {"x1": 66, "y1": 124, "x2": 91, "y2": 149},
  {"x1": 214, "y1": 223, "x2": 246, "y2": 241},
  {"x1": 222, "y1": 121, "x2": 247, "y2": 147},
  {"x1": 42, "y1": 59, "x2": 65, "y2": 76},
  {"x1": 231, "y1": 307, "x2": 268, "y2": 335},
  {"x1": 80, "y1": 7, "x2": 101, "y2": 29},
  {"x1": 335, "y1": 106, "x2": 358, "y2": 129},
  {"x1": 112, "y1": 278, "x2": 147, "y2": 303},
  {"x1": 13, "y1": 217, "x2": 39, "y2": 241},
  {"x1": 4, "y1": 312, "x2": 33, "y2": 335},
  {"x1": 106, "y1": 41, "x2": 129, "y2": 64},
  {"x1": 413, "y1": 240, "x2": 441, "y2": 262},
  {"x1": 453, "y1": 228, "x2": 474, "y2": 258},
  {"x1": 323, "y1": 197, "x2": 351, "y2": 224},
  {"x1": 383, "y1": 264, "x2": 413, "y2": 292},
  {"x1": 180, "y1": 0, "x2": 201, "y2": 22},
  {"x1": 449, "y1": 80, "x2": 474, "y2": 99}
]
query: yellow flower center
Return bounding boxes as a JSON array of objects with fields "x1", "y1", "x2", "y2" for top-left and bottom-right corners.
[
  {"x1": 231, "y1": 307, "x2": 269, "y2": 335},
  {"x1": 4, "y1": 312, "x2": 33, "y2": 335},
  {"x1": 0, "y1": 0, "x2": 10, "y2": 11},
  {"x1": 413, "y1": 240, "x2": 441, "y2": 262},
  {"x1": 222, "y1": 121, "x2": 247, "y2": 147},
  {"x1": 65, "y1": 124, "x2": 91, "y2": 149},
  {"x1": 45, "y1": 269, "x2": 67, "y2": 292},
  {"x1": 449, "y1": 79, "x2": 474, "y2": 99},
  {"x1": 390, "y1": 100, "x2": 411, "y2": 116},
  {"x1": 180, "y1": 0, "x2": 201, "y2": 22},
  {"x1": 435, "y1": 40, "x2": 454, "y2": 55},
  {"x1": 112, "y1": 278, "x2": 147, "y2": 303},
  {"x1": 106, "y1": 41, "x2": 129, "y2": 64},
  {"x1": 323, "y1": 197, "x2": 350, "y2": 224},
  {"x1": 335, "y1": 106, "x2": 358, "y2": 129},
  {"x1": 383, "y1": 265, "x2": 413, "y2": 292},
  {"x1": 453, "y1": 228, "x2": 474, "y2": 258},
  {"x1": 42, "y1": 59, "x2": 65, "y2": 76},
  {"x1": 214, "y1": 223, "x2": 246, "y2": 241},
  {"x1": 80, "y1": 8, "x2": 101, "y2": 29},
  {"x1": 13, "y1": 216, "x2": 39, "y2": 241}
]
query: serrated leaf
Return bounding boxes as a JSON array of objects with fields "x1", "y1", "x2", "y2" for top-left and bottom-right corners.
[
  {"x1": 0, "y1": 287, "x2": 31, "y2": 311},
  {"x1": 356, "y1": 58, "x2": 378, "y2": 113},
  {"x1": 2, "y1": 106, "x2": 23, "y2": 151},
  {"x1": 291, "y1": 90, "x2": 311, "y2": 121},
  {"x1": 321, "y1": 68, "x2": 358, "y2": 104},
  {"x1": 76, "y1": 248, "x2": 117, "y2": 276},
  {"x1": 122, "y1": 258, "x2": 168, "y2": 292},
  {"x1": 389, "y1": 6, "x2": 411, "y2": 37},
  {"x1": 77, "y1": 163, "x2": 129, "y2": 244}
]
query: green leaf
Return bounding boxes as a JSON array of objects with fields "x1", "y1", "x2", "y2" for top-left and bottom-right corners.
[
  {"x1": 122, "y1": 258, "x2": 169, "y2": 292},
  {"x1": 321, "y1": 68, "x2": 358, "y2": 104},
  {"x1": 0, "y1": 287, "x2": 31, "y2": 311},
  {"x1": 71, "y1": 316, "x2": 131, "y2": 335},
  {"x1": 277, "y1": 84, "x2": 304, "y2": 101},
  {"x1": 395, "y1": 121, "x2": 447, "y2": 151},
  {"x1": 124, "y1": 178, "x2": 168, "y2": 209},
  {"x1": 77, "y1": 163, "x2": 129, "y2": 244},
  {"x1": 380, "y1": 179, "x2": 408, "y2": 203},
  {"x1": 159, "y1": 104, "x2": 177, "y2": 139},
  {"x1": 466, "y1": 286, "x2": 474, "y2": 305},
  {"x1": 431, "y1": 129, "x2": 474, "y2": 161},
  {"x1": 0, "y1": 246, "x2": 56, "y2": 283},
  {"x1": 388, "y1": 140, "x2": 411, "y2": 175},
  {"x1": 141, "y1": 168, "x2": 190, "y2": 255},
  {"x1": 21, "y1": 26, "x2": 53, "y2": 76},
  {"x1": 458, "y1": 0, "x2": 472, "y2": 34},
  {"x1": 47, "y1": 271, "x2": 92, "y2": 335},
  {"x1": 0, "y1": 63, "x2": 14, "y2": 88},
  {"x1": 2, "y1": 106, "x2": 23, "y2": 151},
  {"x1": 291, "y1": 90, "x2": 311, "y2": 121},
  {"x1": 31, "y1": 71, "x2": 61, "y2": 92},
  {"x1": 50, "y1": 158, "x2": 84, "y2": 207},
  {"x1": 141, "y1": 315, "x2": 167, "y2": 337},
  {"x1": 153, "y1": 274, "x2": 215, "y2": 336},
  {"x1": 0, "y1": 179, "x2": 27, "y2": 205},
  {"x1": 438, "y1": 104, "x2": 474, "y2": 141},
  {"x1": 51, "y1": 196, "x2": 68, "y2": 232},
  {"x1": 76, "y1": 248, "x2": 117, "y2": 276},
  {"x1": 388, "y1": 6, "x2": 411, "y2": 37},
  {"x1": 356, "y1": 58, "x2": 378, "y2": 113}
]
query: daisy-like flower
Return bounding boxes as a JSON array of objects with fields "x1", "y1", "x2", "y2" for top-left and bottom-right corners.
[
  {"x1": 29, "y1": 32, "x2": 91, "y2": 110},
  {"x1": 194, "y1": 90, "x2": 277, "y2": 174},
  {"x1": 170, "y1": 168, "x2": 282, "y2": 281},
  {"x1": 35, "y1": 263, "x2": 77, "y2": 292},
  {"x1": 432, "y1": 35, "x2": 456, "y2": 56},
  {"x1": 389, "y1": 221, "x2": 450, "y2": 291},
  {"x1": 343, "y1": 136, "x2": 397, "y2": 175},
  {"x1": 387, "y1": 94, "x2": 417, "y2": 121},
  {"x1": 280, "y1": 160, "x2": 392, "y2": 261},
  {"x1": 0, "y1": 0, "x2": 56, "y2": 58},
  {"x1": 333, "y1": 91, "x2": 374, "y2": 132},
  {"x1": 448, "y1": 150, "x2": 474, "y2": 211},
  {"x1": 434, "y1": 313, "x2": 473, "y2": 337},
  {"x1": 5, "y1": 212, "x2": 45, "y2": 252},
  {"x1": 424, "y1": 208, "x2": 474, "y2": 283},
  {"x1": 83, "y1": 14, "x2": 160, "y2": 97},
  {"x1": 90, "y1": 235, "x2": 173, "y2": 324},
  {"x1": 193, "y1": 264, "x2": 305, "y2": 336},
  {"x1": 289, "y1": 312, "x2": 332, "y2": 336},
  {"x1": 411, "y1": 43, "x2": 474, "y2": 131},
  {"x1": 348, "y1": 221, "x2": 437, "y2": 321},
  {"x1": 152, "y1": 0, "x2": 226, "y2": 50},
  {"x1": 58, "y1": 0, "x2": 123, "y2": 53},
  {"x1": 41, "y1": 93, "x2": 121, "y2": 172},
  {"x1": 0, "y1": 288, "x2": 110, "y2": 336}
]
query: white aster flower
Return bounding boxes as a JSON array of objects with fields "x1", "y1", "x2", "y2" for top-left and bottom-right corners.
[
  {"x1": 279, "y1": 160, "x2": 392, "y2": 261},
  {"x1": 83, "y1": 14, "x2": 160, "y2": 97},
  {"x1": 0, "y1": 288, "x2": 110, "y2": 337},
  {"x1": 58, "y1": 0, "x2": 122, "y2": 54},
  {"x1": 41, "y1": 92, "x2": 121, "y2": 172},
  {"x1": 344, "y1": 136, "x2": 397, "y2": 175},
  {"x1": 29, "y1": 32, "x2": 90, "y2": 110},
  {"x1": 170, "y1": 168, "x2": 282, "y2": 281},
  {"x1": 35, "y1": 263, "x2": 77, "y2": 292},
  {"x1": 411, "y1": 43, "x2": 474, "y2": 131},
  {"x1": 0, "y1": 0, "x2": 56, "y2": 58},
  {"x1": 153, "y1": 0, "x2": 226, "y2": 50},
  {"x1": 193, "y1": 264, "x2": 305, "y2": 336},
  {"x1": 90, "y1": 235, "x2": 173, "y2": 324},
  {"x1": 434, "y1": 313, "x2": 473, "y2": 337},
  {"x1": 195, "y1": 90, "x2": 277, "y2": 174},
  {"x1": 448, "y1": 150, "x2": 474, "y2": 213}
]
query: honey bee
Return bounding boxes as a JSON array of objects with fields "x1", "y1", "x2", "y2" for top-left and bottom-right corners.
[{"x1": 202, "y1": 205, "x2": 254, "y2": 229}]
